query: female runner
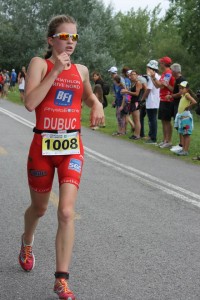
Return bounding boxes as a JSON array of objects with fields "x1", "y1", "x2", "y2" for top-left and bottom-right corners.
[{"x1": 18, "y1": 14, "x2": 104, "y2": 300}]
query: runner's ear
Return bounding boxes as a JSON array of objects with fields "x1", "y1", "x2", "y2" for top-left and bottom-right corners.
[{"x1": 47, "y1": 36, "x2": 54, "y2": 47}]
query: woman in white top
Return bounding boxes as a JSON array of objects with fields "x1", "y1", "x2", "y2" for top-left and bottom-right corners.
[{"x1": 18, "y1": 71, "x2": 26, "y2": 102}]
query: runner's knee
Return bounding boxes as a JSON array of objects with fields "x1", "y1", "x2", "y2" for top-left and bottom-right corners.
[
  {"x1": 31, "y1": 203, "x2": 48, "y2": 218},
  {"x1": 58, "y1": 207, "x2": 75, "y2": 224}
]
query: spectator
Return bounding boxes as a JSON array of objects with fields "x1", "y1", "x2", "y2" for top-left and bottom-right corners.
[
  {"x1": 108, "y1": 66, "x2": 125, "y2": 86},
  {"x1": 166, "y1": 63, "x2": 186, "y2": 153},
  {"x1": 138, "y1": 74, "x2": 148, "y2": 138},
  {"x1": 0, "y1": 69, "x2": 5, "y2": 99},
  {"x1": 2, "y1": 69, "x2": 10, "y2": 98},
  {"x1": 18, "y1": 71, "x2": 26, "y2": 102},
  {"x1": 111, "y1": 75, "x2": 126, "y2": 136},
  {"x1": 10, "y1": 69, "x2": 17, "y2": 90},
  {"x1": 92, "y1": 83, "x2": 105, "y2": 129},
  {"x1": 141, "y1": 60, "x2": 161, "y2": 144},
  {"x1": 149, "y1": 56, "x2": 175, "y2": 148},
  {"x1": 174, "y1": 81, "x2": 197, "y2": 156},
  {"x1": 93, "y1": 83, "x2": 104, "y2": 105},
  {"x1": 121, "y1": 70, "x2": 143, "y2": 140},
  {"x1": 92, "y1": 71, "x2": 108, "y2": 109},
  {"x1": 18, "y1": 66, "x2": 27, "y2": 83},
  {"x1": 121, "y1": 67, "x2": 135, "y2": 134}
]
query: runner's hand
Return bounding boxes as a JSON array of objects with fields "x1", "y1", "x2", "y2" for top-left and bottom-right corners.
[
  {"x1": 53, "y1": 51, "x2": 71, "y2": 74},
  {"x1": 90, "y1": 102, "x2": 105, "y2": 127}
]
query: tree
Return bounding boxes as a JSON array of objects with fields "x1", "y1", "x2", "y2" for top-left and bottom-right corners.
[
  {"x1": 111, "y1": 8, "x2": 152, "y2": 72},
  {"x1": 167, "y1": 0, "x2": 200, "y2": 57},
  {"x1": 165, "y1": 0, "x2": 200, "y2": 89},
  {"x1": 0, "y1": 0, "x2": 117, "y2": 78}
]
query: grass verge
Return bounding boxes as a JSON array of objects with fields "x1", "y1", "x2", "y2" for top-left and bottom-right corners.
[{"x1": 5, "y1": 90, "x2": 200, "y2": 165}]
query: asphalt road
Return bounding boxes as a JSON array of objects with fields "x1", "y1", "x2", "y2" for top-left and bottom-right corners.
[{"x1": 0, "y1": 99, "x2": 200, "y2": 300}]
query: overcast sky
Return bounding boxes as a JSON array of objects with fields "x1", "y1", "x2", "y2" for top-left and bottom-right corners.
[{"x1": 102, "y1": 0, "x2": 170, "y2": 16}]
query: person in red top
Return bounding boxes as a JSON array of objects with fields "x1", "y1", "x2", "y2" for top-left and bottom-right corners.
[
  {"x1": 149, "y1": 56, "x2": 175, "y2": 148},
  {"x1": 18, "y1": 14, "x2": 104, "y2": 300},
  {"x1": 0, "y1": 69, "x2": 5, "y2": 98}
]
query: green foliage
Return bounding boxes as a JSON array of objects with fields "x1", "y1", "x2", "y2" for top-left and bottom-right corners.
[
  {"x1": 0, "y1": 0, "x2": 200, "y2": 90},
  {"x1": 167, "y1": 0, "x2": 200, "y2": 56},
  {"x1": 111, "y1": 8, "x2": 152, "y2": 72},
  {"x1": 0, "y1": 0, "x2": 116, "y2": 78}
]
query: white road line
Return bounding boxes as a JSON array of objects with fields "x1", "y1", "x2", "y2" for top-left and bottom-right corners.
[
  {"x1": 1, "y1": 107, "x2": 200, "y2": 208},
  {"x1": 85, "y1": 151, "x2": 200, "y2": 208},
  {"x1": 85, "y1": 147, "x2": 200, "y2": 201},
  {"x1": 0, "y1": 107, "x2": 34, "y2": 127}
]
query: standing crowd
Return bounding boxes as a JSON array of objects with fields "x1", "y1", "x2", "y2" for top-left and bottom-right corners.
[
  {"x1": 0, "y1": 66, "x2": 26, "y2": 101},
  {"x1": 92, "y1": 57, "x2": 198, "y2": 156}
]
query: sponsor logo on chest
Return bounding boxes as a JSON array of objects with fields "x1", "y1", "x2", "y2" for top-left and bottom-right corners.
[{"x1": 55, "y1": 90, "x2": 74, "y2": 106}]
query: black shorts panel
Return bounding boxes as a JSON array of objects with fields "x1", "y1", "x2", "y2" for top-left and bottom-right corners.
[
  {"x1": 158, "y1": 101, "x2": 174, "y2": 121},
  {"x1": 129, "y1": 102, "x2": 140, "y2": 113},
  {"x1": 172, "y1": 100, "x2": 180, "y2": 119}
]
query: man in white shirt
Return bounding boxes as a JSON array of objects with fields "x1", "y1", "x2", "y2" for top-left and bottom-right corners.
[{"x1": 141, "y1": 60, "x2": 161, "y2": 143}]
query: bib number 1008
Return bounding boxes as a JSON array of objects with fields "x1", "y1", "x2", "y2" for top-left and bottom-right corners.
[
  {"x1": 44, "y1": 138, "x2": 78, "y2": 151},
  {"x1": 42, "y1": 132, "x2": 80, "y2": 156}
]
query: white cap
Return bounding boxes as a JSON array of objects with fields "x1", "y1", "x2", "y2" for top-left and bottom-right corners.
[
  {"x1": 108, "y1": 66, "x2": 118, "y2": 73},
  {"x1": 146, "y1": 60, "x2": 159, "y2": 70},
  {"x1": 179, "y1": 81, "x2": 189, "y2": 88},
  {"x1": 12, "y1": 69, "x2": 15, "y2": 72},
  {"x1": 171, "y1": 63, "x2": 181, "y2": 73},
  {"x1": 126, "y1": 70, "x2": 132, "y2": 75}
]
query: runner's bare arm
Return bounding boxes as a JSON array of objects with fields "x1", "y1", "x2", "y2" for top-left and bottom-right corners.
[{"x1": 24, "y1": 53, "x2": 70, "y2": 112}]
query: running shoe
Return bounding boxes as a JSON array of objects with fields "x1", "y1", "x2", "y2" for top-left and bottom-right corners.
[
  {"x1": 54, "y1": 278, "x2": 75, "y2": 300},
  {"x1": 171, "y1": 148, "x2": 183, "y2": 154},
  {"x1": 176, "y1": 150, "x2": 189, "y2": 156},
  {"x1": 112, "y1": 132, "x2": 120, "y2": 136},
  {"x1": 129, "y1": 135, "x2": 140, "y2": 140},
  {"x1": 160, "y1": 142, "x2": 172, "y2": 149},
  {"x1": 19, "y1": 235, "x2": 35, "y2": 272},
  {"x1": 170, "y1": 145, "x2": 183, "y2": 153},
  {"x1": 192, "y1": 155, "x2": 200, "y2": 161},
  {"x1": 155, "y1": 141, "x2": 165, "y2": 147},
  {"x1": 145, "y1": 139, "x2": 157, "y2": 144}
]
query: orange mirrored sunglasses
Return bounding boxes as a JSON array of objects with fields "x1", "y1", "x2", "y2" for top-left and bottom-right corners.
[{"x1": 52, "y1": 32, "x2": 79, "y2": 42}]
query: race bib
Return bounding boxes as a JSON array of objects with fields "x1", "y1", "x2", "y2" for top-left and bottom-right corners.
[{"x1": 42, "y1": 131, "x2": 80, "y2": 156}]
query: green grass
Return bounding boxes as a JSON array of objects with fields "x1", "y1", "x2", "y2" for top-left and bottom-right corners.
[
  {"x1": 6, "y1": 91, "x2": 200, "y2": 164},
  {"x1": 82, "y1": 95, "x2": 200, "y2": 165},
  {"x1": 6, "y1": 86, "x2": 24, "y2": 105}
]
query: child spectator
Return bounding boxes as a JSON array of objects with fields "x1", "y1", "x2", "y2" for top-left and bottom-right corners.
[{"x1": 174, "y1": 81, "x2": 197, "y2": 156}]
